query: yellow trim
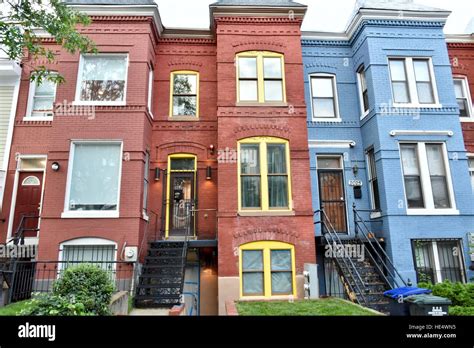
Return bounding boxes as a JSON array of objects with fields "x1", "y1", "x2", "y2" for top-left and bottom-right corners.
[
  {"x1": 239, "y1": 241, "x2": 297, "y2": 298},
  {"x1": 165, "y1": 154, "x2": 197, "y2": 238},
  {"x1": 237, "y1": 137, "x2": 293, "y2": 213},
  {"x1": 169, "y1": 71, "x2": 200, "y2": 119},
  {"x1": 236, "y1": 51, "x2": 286, "y2": 104}
]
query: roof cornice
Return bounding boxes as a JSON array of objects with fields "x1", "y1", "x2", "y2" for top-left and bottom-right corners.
[{"x1": 445, "y1": 34, "x2": 474, "y2": 44}]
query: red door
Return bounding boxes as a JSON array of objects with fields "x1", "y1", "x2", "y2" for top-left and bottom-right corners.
[{"x1": 12, "y1": 172, "x2": 43, "y2": 239}]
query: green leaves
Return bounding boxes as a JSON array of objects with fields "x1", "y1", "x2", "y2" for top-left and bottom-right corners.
[{"x1": 1, "y1": 0, "x2": 97, "y2": 83}]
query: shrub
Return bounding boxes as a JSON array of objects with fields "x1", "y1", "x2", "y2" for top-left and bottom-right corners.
[
  {"x1": 449, "y1": 306, "x2": 474, "y2": 316},
  {"x1": 417, "y1": 280, "x2": 474, "y2": 307},
  {"x1": 19, "y1": 293, "x2": 90, "y2": 316},
  {"x1": 53, "y1": 264, "x2": 115, "y2": 315}
]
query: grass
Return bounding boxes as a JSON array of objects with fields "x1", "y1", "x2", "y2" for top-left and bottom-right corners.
[
  {"x1": 128, "y1": 296, "x2": 134, "y2": 314},
  {"x1": 236, "y1": 298, "x2": 382, "y2": 316},
  {"x1": 0, "y1": 300, "x2": 31, "y2": 316}
]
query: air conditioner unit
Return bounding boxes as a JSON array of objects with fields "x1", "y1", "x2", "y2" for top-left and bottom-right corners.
[{"x1": 124, "y1": 247, "x2": 138, "y2": 262}]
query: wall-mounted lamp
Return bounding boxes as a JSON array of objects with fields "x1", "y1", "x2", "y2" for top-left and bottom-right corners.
[
  {"x1": 206, "y1": 166, "x2": 212, "y2": 180},
  {"x1": 51, "y1": 162, "x2": 60, "y2": 172},
  {"x1": 154, "y1": 167, "x2": 161, "y2": 181},
  {"x1": 209, "y1": 144, "x2": 215, "y2": 155}
]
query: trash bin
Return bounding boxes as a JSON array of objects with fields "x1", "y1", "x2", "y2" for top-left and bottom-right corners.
[
  {"x1": 405, "y1": 295, "x2": 451, "y2": 316},
  {"x1": 383, "y1": 287, "x2": 432, "y2": 316}
]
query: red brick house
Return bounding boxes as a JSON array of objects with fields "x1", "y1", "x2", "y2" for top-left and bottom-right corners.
[
  {"x1": 447, "y1": 33, "x2": 474, "y2": 190},
  {"x1": 0, "y1": 0, "x2": 316, "y2": 314}
]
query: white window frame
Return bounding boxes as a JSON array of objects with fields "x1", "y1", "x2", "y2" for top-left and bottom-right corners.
[
  {"x1": 365, "y1": 148, "x2": 381, "y2": 218},
  {"x1": 468, "y1": 154, "x2": 474, "y2": 192},
  {"x1": 399, "y1": 142, "x2": 458, "y2": 215},
  {"x1": 310, "y1": 73, "x2": 341, "y2": 122},
  {"x1": 62, "y1": 140, "x2": 123, "y2": 219},
  {"x1": 453, "y1": 76, "x2": 473, "y2": 121},
  {"x1": 357, "y1": 66, "x2": 370, "y2": 119},
  {"x1": 74, "y1": 53, "x2": 129, "y2": 106},
  {"x1": 25, "y1": 73, "x2": 57, "y2": 121},
  {"x1": 147, "y1": 67, "x2": 154, "y2": 118},
  {"x1": 388, "y1": 57, "x2": 441, "y2": 108},
  {"x1": 142, "y1": 150, "x2": 150, "y2": 220}
]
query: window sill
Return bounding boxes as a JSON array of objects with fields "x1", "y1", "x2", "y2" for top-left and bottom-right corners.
[
  {"x1": 142, "y1": 211, "x2": 150, "y2": 221},
  {"x1": 406, "y1": 209, "x2": 459, "y2": 216},
  {"x1": 236, "y1": 102, "x2": 287, "y2": 107},
  {"x1": 370, "y1": 211, "x2": 382, "y2": 219},
  {"x1": 360, "y1": 110, "x2": 370, "y2": 120},
  {"x1": 238, "y1": 210, "x2": 295, "y2": 217},
  {"x1": 22, "y1": 116, "x2": 53, "y2": 122},
  {"x1": 72, "y1": 101, "x2": 126, "y2": 107},
  {"x1": 391, "y1": 103, "x2": 442, "y2": 109},
  {"x1": 61, "y1": 211, "x2": 120, "y2": 219},
  {"x1": 312, "y1": 118, "x2": 342, "y2": 123},
  {"x1": 168, "y1": 116, "x2": 199, "y2": 121}
]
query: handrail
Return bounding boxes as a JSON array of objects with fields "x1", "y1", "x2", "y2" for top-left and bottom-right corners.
[
  {"x1": 352, "y1": 204, "x2": 407, "y2": 289},
  {"x1": 315, "y1": 209, "x2": 369, "y2": 307},
  {"x1": 6, "y1": 214, "x2": 39, "y2": 246},
  {"x1": 137, "y1": 210, "x2": 160, "y2": 261}
]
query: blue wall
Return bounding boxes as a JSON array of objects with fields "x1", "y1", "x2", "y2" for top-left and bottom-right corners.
[{"x1": 303, "y1": 19, "x2": 474, "y2": 285}]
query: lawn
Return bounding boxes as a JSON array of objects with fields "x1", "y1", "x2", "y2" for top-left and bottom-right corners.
[
  {"x1": 236, "y1": 298, "x2": 382, "y2": 316},
  {"x1": 0, "y1": 300, "x2": 31, "y2": 316}
]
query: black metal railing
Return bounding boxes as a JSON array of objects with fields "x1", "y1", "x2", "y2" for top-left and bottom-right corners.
[
  {"x1": 352, "y1": 204, "x2": 407, "y2": 289},
  {"x1": 7, "y1": 214, "x2": 40, "y2": 246},
  {"x1": 315, "y1": 209, "x2": 369, "y2": 306},
  {"x1": 323, "y1": 257, "x2": 349, "y2": 300}
]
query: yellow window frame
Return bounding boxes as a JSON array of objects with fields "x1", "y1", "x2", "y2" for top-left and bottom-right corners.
[
  {"x1": 169, "y1": 70, "x2": 200, "y2": 119},
  {"x1": 165, "y1": 154, "x2": 197, "y2": 238},
  {"x1": 237, "y1": 137, "x2": 293, "y2": 212},
  {"x1": 239, "y1": 241, "x2": 296, "y2": 298},
  {"x1": 236, "y1": 51, "x2": 287, "y2": 103}
]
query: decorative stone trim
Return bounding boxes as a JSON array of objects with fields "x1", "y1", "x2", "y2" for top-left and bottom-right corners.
[{"x1": 233, "y1": 227, "x2": 299, "y2": 246}]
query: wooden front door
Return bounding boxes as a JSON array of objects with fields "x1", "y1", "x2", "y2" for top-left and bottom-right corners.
[
  {"x1": 12, "y1": 172, "x2": 43, "y2": 239},
  {"x1": 318, "y1": 170, "x2": 347, "y2": 233},
  {"x1": 169, "y1": 172, "x2": 194, "y2": 237}
]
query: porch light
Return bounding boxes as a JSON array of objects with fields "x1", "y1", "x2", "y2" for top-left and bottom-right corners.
[
  {"x1": 209, "y1": 144, "x2": 215, "y2": 155},
  {"x1": 206, "y1": 166, "x2": 212, "y2": 180},
  {"x1": 51, "y1": 162, "x2": 60, "y2": 172},
  {"x1": 154, "y1": 167, "x2": 161, "y2": 181}
]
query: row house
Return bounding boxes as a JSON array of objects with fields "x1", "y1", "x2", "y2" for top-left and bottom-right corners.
[
  {"x1": 302, "y1": 0, "x2": 473, "y2": 308},
  {"x1": 0, "y1": 0, "x2": 316, "y2": 315}
]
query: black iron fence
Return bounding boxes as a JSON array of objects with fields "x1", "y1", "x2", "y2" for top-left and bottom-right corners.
[
  {"x1": 323, "y1": 258, "x2": 349, "y2": 300},
  {"x1": 5, "y1": 260, "x2": 138, "y2": 304}
]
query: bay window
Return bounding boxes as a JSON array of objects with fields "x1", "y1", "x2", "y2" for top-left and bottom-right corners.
[{"x1": 63, "y1": 141, "x2": 122, "y2": 218}]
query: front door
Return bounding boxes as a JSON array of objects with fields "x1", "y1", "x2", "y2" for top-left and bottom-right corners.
[
  {"x1": 318, "y1": 170, "x2": 347, "y2": 233},
  {"x1": 169, "y1": 172, "x2": 194, "y2": 237},
  {"x1": 12, "y1": 172, "x2": 43, "y2": 239}
]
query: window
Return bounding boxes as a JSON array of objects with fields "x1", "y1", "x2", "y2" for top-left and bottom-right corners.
[
  {"x1": 237, "y1": 51, "x2": 285, "y2": 103},
  {"x1": 388, "y1": 57, "x2": 438, "y2": 106},
  {"x1": 310, "y1": 74, "x2": 339, "y2": 120},
  {"x1": 148, "y1": 68, "x2": 154, "y2": 116},
  {"x1": 240, "y1": 241, "x2": 295, "y2": 297},
  {"x1": 453, "y1": 77, "x2": 472, "y2": 118},
  {"x1": 239, "y1": 137, "x2": 291, "y2": 212},
  {"x1": 412, "y1": 239, "x2": 466, "y2": 284},
  {"x1": 63, "y1": 142, "x2": 122, "y2": 218},
  {"x1": 26, "y1": 74, "x2": 57, "y2": 118},
  {"x1": 366, "y1": 148, "x2": 380, "y2": 211},
  {"x1": 59, "y1": 238, "x2": 117, "y2": 272},
  {"x1": 170, "y1": 71, "x2": 198, "y2": 118},
  {"x1": 143, "y1": 151, "x2": 150, "y2": 217},
  {"x1": 400, "y1": 143, "x2": 455, "y2": 213},
  {"x1": 468, "y1": 157, "x2": 474, "y2": 192},
  {"x1": 75, "y1": 54, "x2": 128, "y2": 104},
  {"x1": 357, "y1": 66, "x2": 369, "y2": 116}
]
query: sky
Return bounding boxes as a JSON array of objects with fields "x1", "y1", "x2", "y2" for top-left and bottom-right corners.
[{"x1": 155, "y1": 0, "x2": 474, "y2": 34}]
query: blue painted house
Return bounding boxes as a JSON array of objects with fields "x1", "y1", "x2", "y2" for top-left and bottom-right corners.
[{"x1": 302, "y1": 0, "x2": 474, "y2": 301}]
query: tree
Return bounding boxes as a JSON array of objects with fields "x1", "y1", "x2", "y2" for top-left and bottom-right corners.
[{"x1": 0, "y1": 0, "x2": 96, "y2": 84}]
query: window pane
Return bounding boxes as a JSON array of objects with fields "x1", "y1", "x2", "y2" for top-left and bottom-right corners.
[
  {"x1": 416, "y1": 82, "x2": 434, "y2": 104},
  {"x1": 173, "y1": 96, "x2": 197, "y2": 116},
  {"x1": 35, "y1": 79, "x2": 56, "y2": 96},
  {"x1": 425, "y1": 144, "x2": 445, "y2": 176},
  {"x1": 400, "y1": 145, "x2": 420, "y2": 175},
  {"x1": 437, "y1": 241, "x2": 463, "y2": 283},
  {"x1": 413, "y1": 60, "x2": 431, "y2": 82},
  {"x1": 173, "y1": 74, "x2": 197, "y2": 95},
  {"x1": 454, "y1": 79, "x2": 465, "y2": 98},
  {"x1": 264, "y1": 80, "x2": 283, "y2": 101},
  {"x1": 271, "y1": 272, "x2": 292, "y2": 294},
  {"x1": 69, "y1": 143, "x2": 121, "y2": 211},
  {"x1": 392, "y1": 82, "x2": 410, "y2": 103},
  {"x1": 271, "y1": 250, "x2": 291, "y2": 270},
  {"x1": 239, "y1": 80, "x2": 258, "y2": 101},
  {"x1": 404, "y1": 177, "x2": 424, "y2": 208},
  {"x1": 458, "y1": 99, "x2": 468, "y2": 117},
  {"x1": 241, "y1": 176, "x2": 261, "y2": 208},
  {"x1": 240, "y1": 145, "x2": 260, "y2": 174},
  {"x1": 430, "y1": 176, "x2": 450, "y2": 208},
  {"x1": 63, "y1": 245, "x2": 115, "y2": 263},
  {"x1": 267, "y1": 144, "x2": 286, "y2": 174},
  {"x1": 243, "y1": 273, "x2": 263, "y2": 295},
  {"x1": 313, "y1": 98, "x2": 336, "y2": 117},
  {"x1": 238, "y1": 57, "x2": 257, "y2": 78},
  {"x1": 170, "y1": 158, "x2": 195, "y2": 171},
  {"x1": 413, "y1": 241, "x2": 436, "y2": 284},
  {"x1": 312, "y1": 77, "x2": 334, "y2": 97},
  {"x1": 80, "y1": 55, "x2": 127, "y2": 102},
  {"x1": 268, "y1": 176, "x2": 288, "y2": 208},
  {"x1": 243, "y1": 250, "x2": 263, "y2": 270},
  {"x1": 317, "y1": 157, "x2": 341, "y2": 169},
  {"x1": 389, "y1": 59, "x2": 407, "y2": 81},
  {"x1": 32, "y1": 97, "x2": 54, "y2": 113},
  {"x1": 263, "y1": 57, "x2": 282, "y2": 78}
]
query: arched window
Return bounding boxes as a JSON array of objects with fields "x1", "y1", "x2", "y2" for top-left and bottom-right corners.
[
  {"x1": 21, "y1": 176, "x2": 41, "y2": 186},
  {"x1": 239, "y1": 241, "x2": 296, "y2": 298}
]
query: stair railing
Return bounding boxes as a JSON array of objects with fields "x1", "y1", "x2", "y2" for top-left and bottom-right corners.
[
  {"x1": 352, "y1": 204, "x2": 407, "y2": 289},
  {"x1": 315, "y1": 209, "x2": 369, "y2": 307},
  {"x1": 6, "y1": 215, "x2": 39, "y2": 246}
]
